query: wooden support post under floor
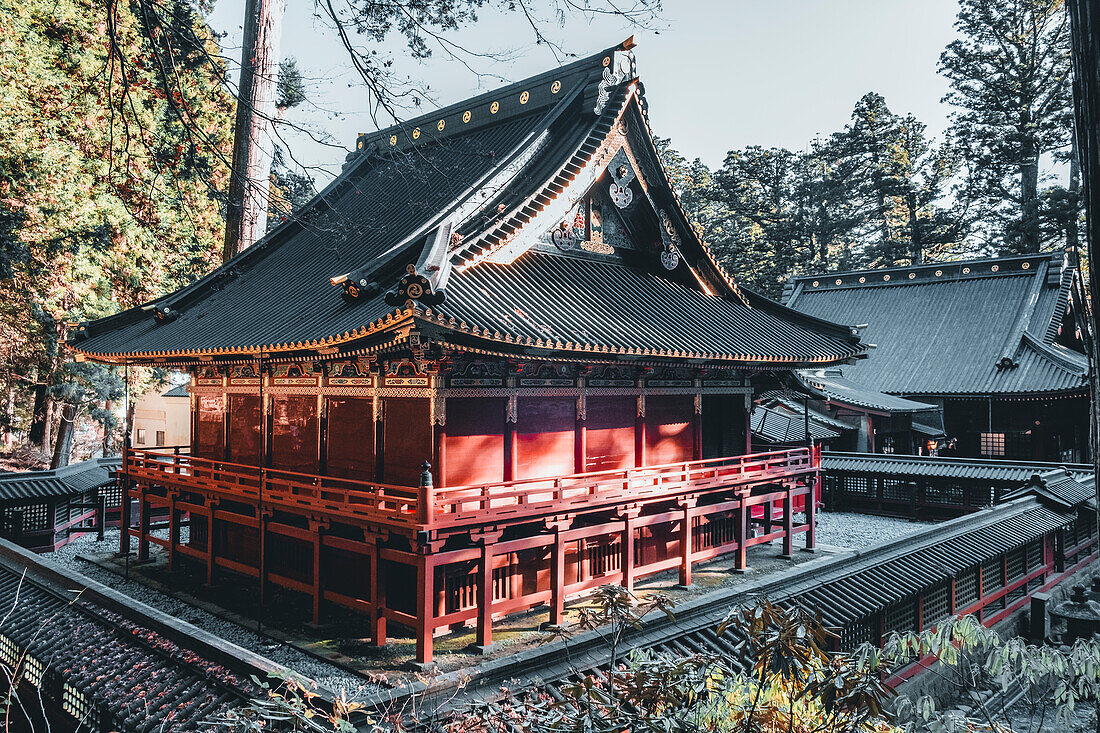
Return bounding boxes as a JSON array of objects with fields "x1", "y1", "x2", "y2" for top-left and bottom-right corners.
[
  {"x1": 415, "y1": 555, "x2": 436, "y2": 664},
  {"x1": 167, "y1": 492, "x2": 179, "y2": 571},
  {"x1": 475, "y1": 532, "x2": 502, "y2": 650},
  {"x1": 678, "y1": 497, "x2": 697, "y2": 587},
  {"x1": 205, "y1": 503, "x2": 218, "y2": 586},
  {"x1": 805, "y1": 480, "x2": 818, "y2": 552},
  {"x1": 549, "y1": 522, "x2": 567, "y2": 626},
  {"x1": 733, "y1": 497, "x2": 749, "y2": 573},
  {"x1": 618, "y1": 508, "x2": 639, "y2": 592},
  {"x1": 137, "y1": 488, "x2": 150, "y2": 562},
  {"x1": 119, "y1": 479, "x2": 131, "y2": 557},
  {"x1": 371, "y1": 542, "x2": 386, "y2": 646},
  {"x1": 781, "y1": 493, "x2": 794, "y2": 559},
  {"x1": 311, "y1": 520, "x2": 326, "y2": 625}
]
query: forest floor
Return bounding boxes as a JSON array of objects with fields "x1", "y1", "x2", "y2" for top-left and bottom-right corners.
[{"x1": 47, "y1": 510, "x2": 934, "y2": 692}]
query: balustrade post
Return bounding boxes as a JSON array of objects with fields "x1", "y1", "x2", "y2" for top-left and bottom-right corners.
[
  {"x1": 762, "y1": 498, "x2": 773, "y2": 544},
  {"x1": 419, "y1": 461, "x2": 433, "y2": 526}
]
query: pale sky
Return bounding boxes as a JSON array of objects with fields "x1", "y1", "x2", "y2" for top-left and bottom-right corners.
[{"x1": 207, "y1": 0, "x2": 962, "y2": 184}]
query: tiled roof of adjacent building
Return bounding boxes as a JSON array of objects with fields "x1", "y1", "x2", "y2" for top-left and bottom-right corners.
[
  {"x1": 0, "y1": 456, "x2": 119, "y2": 502},
  {"x1": 751, "y1": 405, "x2": 842, "y2": 443},
  {"x1": 796, "y1": 369, "x2": 940, "y2": 414},
  {"x1": 68, "y1": 41, "x2": 864, "y2": 368},
  {"x1": 783, "y1": 253, "x2": 1087, "y2": 396},
  {"x1": 0, "y1": 538, "x2": 297, "y2": 732},
  {"x1": 822, "y1": 451, "x2": 1093, "y2": 484}
]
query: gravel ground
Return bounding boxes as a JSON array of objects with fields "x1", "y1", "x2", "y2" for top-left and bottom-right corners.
[
  {"x1": 50, "y1": 530, "x2": 368, "y2": 693},
  {"x1": 815, "y1": 511, "x2": 934, "y2": 549}
]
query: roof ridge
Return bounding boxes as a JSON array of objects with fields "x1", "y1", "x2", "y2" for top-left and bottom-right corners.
[
  {"x1": 788, "y1": 252, "x2": 1064, "y2": 285},
  {"x1": 356, "y1": 40, "x2": 633, "y2": 152}
]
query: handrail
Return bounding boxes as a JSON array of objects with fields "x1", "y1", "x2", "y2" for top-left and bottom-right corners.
[
  {"x1": 122, "y1": 446, "x2": 817, "y2": 533},
  {"x1": 427, "y1": 447, "x2": 815, "y2": 528}
]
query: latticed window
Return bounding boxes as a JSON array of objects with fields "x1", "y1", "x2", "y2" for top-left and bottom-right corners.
[
  {"x1": 955, "y1": 566, "x2": 980, "y2": 609},
  {"x1": 922, "y1": 583, "x2": 951, "y2": 629},
  {"x1": 968, "y1": 486, "x2": 995, "y2": 508},
  {"x1": 1027, "y1": 540, "x2": 1044, "y2": 571},
  {"x1": 99, "y1": 484, "x2": 122, "y2": 509},
  {"x1": 980, "y1": 432, "x2": 1005, "y2": 457},
  {"x1": 843, "y1": 476, "x2": 872, "y2": 496},
  {"x1": 23, "y1": 654, "x2": 43, "y2": 687},
  {"x1": 0, "y1": 634, "x2": 19, "y2": 669},
  {"x1": 62, "y1": 682, "x2": 97, "y2": 726},
  {"x1": 840, "y1": 616, "x2": 878, "y2": 652},
  {"x1": 926, "y1": 483, "x2": 964, "y2": 505},
  {"x1": 6, "y1": 503, "x2": 51, "y2": 531},
  {"x1": 881, "y1": 479, "x2": 912, "y2": 502},
  {"x1": 982, "y1": 557, "x2": 1006, "y2": 598},
  {"x1": 884, "y1": 598, "x2": 917, "y2": 635},
  {"x1": 1006, "y1": 547, "x2": 1026, "y2": 581}
]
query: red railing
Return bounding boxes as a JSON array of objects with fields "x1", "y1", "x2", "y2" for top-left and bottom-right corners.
[
  {"x1": 124, "y1": 448, "x2": 421, "y2": 528},
  {"x1": 124, "y1": 446, "x2": 816, "y2": 533},
  {"x1": 426, "y1": 448, "x2": 815, "y2": 529}
]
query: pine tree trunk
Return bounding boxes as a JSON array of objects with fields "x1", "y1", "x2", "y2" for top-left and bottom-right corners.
[
  {"x1": 42, "y1": 398, "x2": 56, "y2": 451},
  {"x1": 50, "y1": 402, "x2": 76, "y2": 469},
  {"x1": 102, "y1": 399, "x2": 114, "y2": 456},
  {"x1": 28, "y1": 383, "x2": 47, "y2": 445},
  {"x1": 1069, "y1": 150, "x2": 1081, "y2": 251},
  {"x1": 222, "y1": 0, "x2": 285, "y2": 261},
  {"x1": 1020, "y1": 134, "x2": 1040, "y2": 253},
  {"x1": 907, "y1": 192, "x2": 923, "y2": 264}
]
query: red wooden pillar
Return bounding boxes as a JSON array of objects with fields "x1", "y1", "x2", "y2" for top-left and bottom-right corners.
[
  {"x1": 618, "y1": 508, "x2": 639, "y2": 591},
  {"x1": 476, "y1": 533, "x2": 500, "y2": 650},
  {"x1": 205, "y1": 502, "x2": 218, "y2": 586},
  {"x1": 762, "y1": 499, "x2": 773, "y2": 543},
  {"x1": 635, "y1": 415, "x2": 647, "y2": 467},
  {"x1": 371, "y1": 542, "x2": 386, "y2": 646},
  {"x1": 258, "y1": 510, "x2": 268, "y2": 606},
  {"x1": 549, "y1": 522, "x2": 567, "y2": 625},
  {"x1": 692, "y1": 398, "x2": 702, "y2": 461},
  {"x1": 434, "y1": 423, "x2": 446, "y2": 488},
  {"x1": 575, "y1": 418, "x2": 586, "y2": 474},
  {"x1": 415, "y1": 555, "x2": 436, "y2": 664},
  {"x1": 504, "y1": 409, "x2": 516, "y2": 482},
  {"x1": 804, "y1": 477, "x2": 818, "y2": 552},
  {"x1": 744, "y1": 399, "x2": 752, "y2": 454},
  {"x1": 310, "y1": 520, "x2": 326, "y2": 625},
  {"x1": 137, "y1": 488, "x2": 150, "y2": 562},
  {"x1": 781, "y1": 492, "x2": 794, "y2": 559},
  {"x1": 733, "y1": 498, "x2": 748, "y2": 572},
  {"x1": 167, "y1": 492, "x2": 179, "y2": 572},
  {"x1": 678, "y1": 497, "x2": 697, "y2": 586},
  {"x1": 119, "y1": 478, "x2": 131, "y2": 557}
]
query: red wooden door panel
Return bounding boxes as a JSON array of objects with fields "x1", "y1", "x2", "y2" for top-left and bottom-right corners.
[
  {"x1": 194, "y1": 394, "x2": 225, "y2": 460},
  {"x1": 515, "y1": 398, "x2": 575, "y2": 480},
  {"x1": 645, "y1": 395, "x2": 693, "y2": 466},
  {"x1": 382, "y1": 398, "x2": 432, "y2": 487},
  {"x1": 227, "y1": 395, "x2": 262, "y2": 466},
  {"x1": 586, "y1": 396, "x2": 636, "y2": 471},
  {"x1": 326, "y1": 397, "x2": 375, "y2": 481},
  {"x1": 444, "y1": 398, "x2": 505, "y2": 486},
  {"x1": 271, "y1": 395, "x2": 319, "y2": 473}
]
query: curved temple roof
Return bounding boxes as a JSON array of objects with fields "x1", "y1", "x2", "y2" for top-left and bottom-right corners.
[
  {"x1": 70, "y1": 41, "x2": 864, "y2": 368},
  {"x1": 784, "y1": 253, "x2": 1088, "y2": 396}
]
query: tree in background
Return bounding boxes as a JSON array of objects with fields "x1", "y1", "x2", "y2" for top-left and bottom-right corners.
[
  {"x1": 939, "y1": 0, "x2": 1075, "y2": 254},
  {"x1": 0, "y1": 0, "x2": 233, "y2": 465}
]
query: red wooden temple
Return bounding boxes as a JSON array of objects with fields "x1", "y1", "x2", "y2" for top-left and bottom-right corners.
[{"x1": 68, "y1": 40, "x2": 866, "y2": 663}]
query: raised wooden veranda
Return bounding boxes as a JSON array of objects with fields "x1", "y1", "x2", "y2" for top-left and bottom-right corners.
[{"x1": 118, "y1": 445, "x2": 820, "y2": 662}]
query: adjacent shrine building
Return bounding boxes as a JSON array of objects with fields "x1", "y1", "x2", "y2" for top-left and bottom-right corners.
[
  {"x1": 784, "y1": 254, "x2": 1090, "y2": 462},
  {"x1": 68, "y1": 42, "x2": 865, "y2": 662}
]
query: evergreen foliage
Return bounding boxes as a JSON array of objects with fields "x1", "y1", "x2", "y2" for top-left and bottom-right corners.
[{"x1": 0, "y1": 0, "x2": 234, "y2": 453}]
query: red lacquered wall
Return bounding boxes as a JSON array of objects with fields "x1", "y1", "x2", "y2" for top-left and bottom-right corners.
[
  {"x1": 515, "y1": 398, "x2": 575, "y2": 480},
  {"x1": 271, "y1": 395, "x2": 319, "y2": 474},
  {"x1": 227, "y1": 395, "x2": 262, "y2": 465},
  {"x1": 194, "y1": 394, "x2": 225, "y2": 460},
  {"x1": 586, "y1": 396, "x2": 636, "y2": 471},
  {"x1": 325, "y1": 397, "x2": 374, "y2": 481},
  {"x1": 645, "y1": 395, "x2": 694, "y2": 465},
  {"x1": 382, "y1": 398, "x2": 432, "y2": 486},
  {"x1": 444, "y1": 398, "x2": 505, "y2": 486}
]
